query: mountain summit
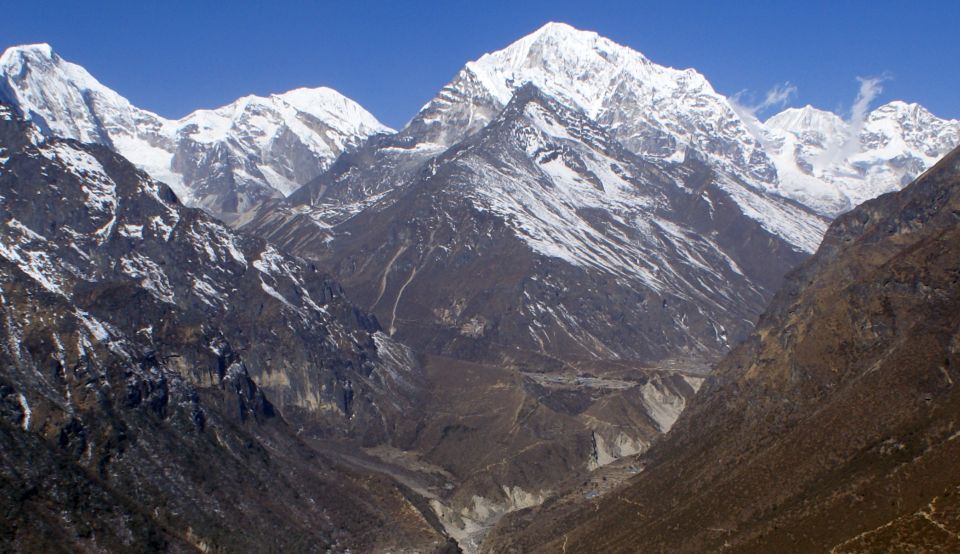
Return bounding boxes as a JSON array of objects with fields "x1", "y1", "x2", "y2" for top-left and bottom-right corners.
[{"x1": 408, "y1": 22, "x2": 777, "y2": 188}]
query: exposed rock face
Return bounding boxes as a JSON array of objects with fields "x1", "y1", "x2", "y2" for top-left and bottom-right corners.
[
  {"x1": 0, "y1": 44, "x2": 391, "y2": 222},
  {"x1": 484, "y1": 146, "x2": 960, "y2": 552},
  {"x1": 0, "y1": 103, "x2": 451, "y2": 552}
]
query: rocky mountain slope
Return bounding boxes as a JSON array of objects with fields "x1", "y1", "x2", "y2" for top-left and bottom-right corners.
[
  {"x1": 122, "y1": 22, "x2": 954, "y2": 547},
  {"x1": 0, "y1": 103, "x2": 454, "y2": 552},
  {"x1": 243, "y1": 25, "x2": 834, "y2": 365},
  {"x1": 288, "y1": 85, "x2": 824, "y2": 365},
  {"x1": 485, "y1": 145, "x2": 960, "y2": 552},
  {"x1": 242, "y1": 68, "x2": 827, "y2": 550},
  {"x1": 0, "y1": 43, "x2": 390, "y2": 222}
]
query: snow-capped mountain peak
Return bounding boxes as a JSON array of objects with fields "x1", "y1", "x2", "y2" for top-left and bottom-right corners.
[
  {"x1": 180, "y1": 86, "x2": 390, "y2": 146},
  {"x1": 404, "y1": 23, "x2": 959, "y2": 220},
  {"x1": 864, "y1": 100, "x2": 959, "y2": 157},
  {"x1": 0, "y1": 43, "x2": 160, "y2": 146},
  {"x1": 274, "y1": 86, "x2": 391, "y2": 134},
  {"x1": 409, "y1": 22, "x2": 777, "y2": 188},
  {"x1": 174, "y1": 86, "x2": 393, "y2": 202},
  {"x1": 2, "y1": 42, "x2": 54, "y2": 58},
  {"x1": 765, "y1": 105, "x2": 846, "y2": 138},
  {"x1": 0, "y1": 44, "x2": 391, "y2": 222},
  {"x1": 465, "y1": 21, "x2": 659, "y2": 114}
]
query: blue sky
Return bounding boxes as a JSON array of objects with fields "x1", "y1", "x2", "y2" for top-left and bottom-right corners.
[{"x1": 4, "y1": 0, "x2": 957, "y2": 128}]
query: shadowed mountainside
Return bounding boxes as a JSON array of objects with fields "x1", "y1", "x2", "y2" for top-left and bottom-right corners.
[{"x1": 0, "y1": 103, "x2": 453, "y2": 552}]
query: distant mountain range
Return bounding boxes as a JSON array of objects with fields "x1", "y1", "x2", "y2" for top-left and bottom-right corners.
[
  {"x1": 3, "y1": 24, "x2": 957, "y2": 224},
  {"x1": 761, "y1": 100, "x2": 959, "y2": 214}
]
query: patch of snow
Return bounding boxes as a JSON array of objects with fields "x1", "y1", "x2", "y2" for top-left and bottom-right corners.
[
  {"x1": 148, "y1": 214, "x2": 177, "y2": 241},
  {"x1": 0, "y1": 222, "x2": 67, "y2": 296},
  {"x1": 17, "y1": 393, "x2": 30, "y2": 430},
  {"x1": 191, "y1": 276, "x2": 225, "y2": 308},
  {"x1": 371, "y1": 332, "x2": 419, "y2": 391},
  {"x1": 39, "y1": 143, "x2": 120, "y2": 242},
  {"x1": 75, "y1": 310, "x2": 111, "y2": 343},
  {"x1": 259, "y1": 279, "x2": 294, "y2": 309},
  {"x1": 252, "y1": 245, "x2": 290, "y2": 277},
  {"x1": 199, "y1": 221, "x2": 247, "y2": 265},
  {"x1": 6, "y1": 219, "x2": 45, "y2": 241},
  {"x1": 714, "y1": 175, "x2": 828, "y2": 253},
  {"x1": 119, "y1": 224, "x2": 143, "y2": 239},
  {"x1": 121, "y1": 253, "x2": 175, "y2": 304}
]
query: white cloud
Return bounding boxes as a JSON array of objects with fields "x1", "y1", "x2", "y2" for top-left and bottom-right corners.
[
  {"x1": 729, "y1": 82, "x2": 798, "y2": 141},
  {"x1": 729, "y1": 75, "x2": 893, "y2": 167},
  {"x1": 759, "y1": 82, "x2": 799, "y2": 113},
  {"x1": 727, "y1": 81, "x2": 797, "y2": 143},
  {"x1": 819, "y1": 74, "x2": 890, "y2": 165},
  {"x1": 847, "y1": 76, "x2": 886, "y2": 139},
  {"x1": 730, "y1": 82, "x2": 797, "y2": 118}
]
